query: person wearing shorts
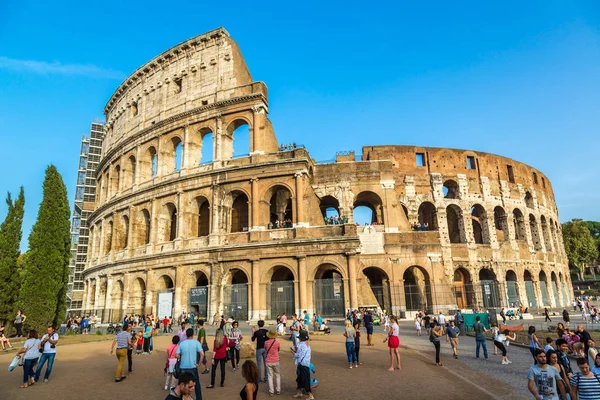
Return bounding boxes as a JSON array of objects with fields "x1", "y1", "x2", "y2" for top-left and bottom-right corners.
[
  {"x1": 445, "y1": 320, "x2": 460, "y2": 359},
  {"x1": 383, "y1": 315, "x2": 401, "y2": 371},
  {"x1": 363, "y1": 310, "x2": 374, "y2": 346}
]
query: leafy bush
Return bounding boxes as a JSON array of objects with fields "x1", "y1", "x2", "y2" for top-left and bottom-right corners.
[{"x1": 95, "y1": 330, "x2": 103, "y2": 336}]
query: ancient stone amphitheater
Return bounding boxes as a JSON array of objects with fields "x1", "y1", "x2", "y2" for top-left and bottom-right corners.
[{"x1": 82, "y1": 28, "x2": 572, "y2": 322}]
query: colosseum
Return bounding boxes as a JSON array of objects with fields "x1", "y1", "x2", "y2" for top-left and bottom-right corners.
[{"x1": 81, "y1": 28, "x2": 572, "y2": 322}]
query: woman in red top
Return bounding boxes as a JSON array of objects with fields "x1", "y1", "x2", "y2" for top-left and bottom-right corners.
[{"x1": 207, "y1": 329, "x2": 229, "y2": 388}]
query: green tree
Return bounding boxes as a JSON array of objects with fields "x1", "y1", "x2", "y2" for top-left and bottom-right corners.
[
  {"x1": 563, "y1": 219, "x2": 599, "y2": 281},
  {"x1": 19, "y1": 166, "x2": 70, "y2": 331},
  {"x1": 0, "y1": 187, "x2": 25, "y2": 325},
  {"x1": 585, "y1": 220, "x2": 600, "y2": 256}
]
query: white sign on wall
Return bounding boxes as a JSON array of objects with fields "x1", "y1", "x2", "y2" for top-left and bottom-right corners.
[{"x1": 157, "y1": 292, "x2": 174, "y2": 318}]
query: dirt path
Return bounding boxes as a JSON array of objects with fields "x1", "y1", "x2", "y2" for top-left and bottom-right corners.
[{"x1": 0, "y1": 332, "x2": 503, "y2": 400}]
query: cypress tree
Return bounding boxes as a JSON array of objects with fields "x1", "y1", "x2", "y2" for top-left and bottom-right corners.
[
  {"x1": 20, "y1": 166, "x2": 71, "y2": 331},
  {"x1": 0, "y1": 187, "x2": 25, "y2": 325}
]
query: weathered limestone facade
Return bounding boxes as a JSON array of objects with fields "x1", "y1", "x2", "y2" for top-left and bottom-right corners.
[{"x1": 82, "y1": 28, "x2": 572, "y2": 322}]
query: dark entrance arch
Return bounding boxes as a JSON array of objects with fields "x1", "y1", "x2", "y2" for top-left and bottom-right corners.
[
  {"x1": 362, "y1": 267, "x2": 391, "y2": 312},
  {"x1": 224, "y1": 268, "x2": 249, "y2": 321},
  {"x1": 403, "y1": 266, "x2": 432, "y2": 312},
  {"x1": 478, "y1": 269, "x2": 501, "y2": 308},
  {"x1": 524, "y1": 270, "x2": 538, "y2": 309},
  {"x1": 506, "y1": 270, "x2": 520, "y2": 306},
  {"x1": 313, "y1": 264, "x2": 345, "y2": 317},
  {"x1": 189, "y1": 271, "x2": 209, "y2": 318},
  {"x1": 267, "y1": 266, "x2": 295, "y2": 319},
  {"x1": 539, "y1": 271, "x2": 550, "y2": 306}
]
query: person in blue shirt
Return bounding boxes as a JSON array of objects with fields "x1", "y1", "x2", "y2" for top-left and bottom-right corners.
[
  {"x1": 293, "y1": 330, "x2": 313, "y2": 400},
  {"x1": 177, "y1": 328, "x2": 204, "y2": 400},
  {"x1": 303, "y1": 311, "x2": 310, "y2": 329},
  {"x1": 363, "y1": 310, "x2": 374, "y2": 346}
]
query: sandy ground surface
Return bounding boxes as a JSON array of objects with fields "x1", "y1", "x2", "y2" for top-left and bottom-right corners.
[{"x1": 0, "y1": 326, "x2": 510, "y2": 400}]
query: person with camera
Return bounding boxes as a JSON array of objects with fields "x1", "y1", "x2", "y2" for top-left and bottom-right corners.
[
  {"x1": 34, "y1": 326, "x2": 59, "y2": 383},
  {"x1": 110, "y1": 323, "x2": 134, "y2": 382}
]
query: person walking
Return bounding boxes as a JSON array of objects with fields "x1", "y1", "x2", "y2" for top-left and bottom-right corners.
[
  {"x1": 177, "y1": 328, "x2": 204, "y2": 400},
  {"x1": 527, "y1": 349, "x2": 567, "y2": 400},
  {"x1": 207, "y1": 329, "x2": 229, "y2": 389},
  {"x1": 570, "y1": 357, "x2": 600, "y2": 400},
  {"x1": 430, "y1": 320, "x2": 444, "y2": 366},
  {"x1": 126, "y1": 323, "x2": 134, "y2": 376},
  {"x1": 228, "y1": 321, "x2": 243, "y2": 371},
  {"x1": 293, "y1": 330, "x2": 313, "y2": 400},
  {"x1": 110, "y1": 323, "x2": 133, "y2": 382},
  {"x1": 264, "y1": 329, "x2": 281, "y2": 396},
  {"x1": 528, "y1": 326, "x2": 542, "y2": 364},
  {"x1": 197, "y1": 320, "x2": 210, "y2": 375},
  {"x1": 165, "y1": 335, "x2": 180, "y2": 390},
  {"x1": 544, "y1": 307, "x2": 552, "y2": 323},
  {"x1": 383, "y1": 315, "x2": 401, "y2": 371},
  {"x1": 494, "y1": 329, "x2": 516, "y2": 365},
  {"x1": 165, "y1": 371, "x2": 196, "y2": 400},
  {"x1": 354, "y1": 321, "x2": 362, "y2": 365},
  {"x1": 15, "y1": 330, "x2": 40, "y2": 388},
  {"x1": 415, "y1": 316, "x2": 422, "y2": 337},
  {"x1": 363, "y1": 310, "x2": 374, "y2": 346},
  {"x1": 178, "y1": 322, "x2": 188, "y2": 344},
  {"x1": 240, "y1": 360, "x2": 259, "y2": 400},
  {"x1": 473, "y1": 316, "x2": 488, "y2": 360},
  {"x1": 163, "y1": 316, "x2": 170, "y2": 334},
  {"x1": 563, "y1": 309, "x2": 570, "y2": 328},
  {"x1": 14, "y1": 310, "x2": 26, "y2": 338},
  {"x1": 446, "y1": 320, "x2": 460, "y2": 359},
  {"x1": 34, "y1": 326, "x2": 59, "y2": 383},
  {"x1": 251, "y1": 320, "x2": 268, "y2": 383},
  {"x1": 343, "y1": 319, "x2": 357, "y2": 369},
  {"x1": 500, "y1": 308, "x2": 506, "y2": 324}
]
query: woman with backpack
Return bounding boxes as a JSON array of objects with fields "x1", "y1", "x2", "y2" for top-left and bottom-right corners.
[{"x1": 207, "y1": 329, "x2": 229, "y2": 388}]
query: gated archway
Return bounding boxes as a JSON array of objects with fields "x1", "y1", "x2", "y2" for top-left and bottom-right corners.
[
  {"x1": 478, "y1": 269, "x2": 501, "y2": 308},
  {"x1": 267, "y1": 266, "x2": 295, "y2": 319},
  {"x1": 224, "y1": 269, "x2": 249, "y2": 321},
  {"x1": 189, "y1": 271, "x2": 209, "y2": 319},
  {"x1": 506, "y1": 270, "x2": 520, "y2": 306},
  {"x1": 551, "y1": 272, "x2": 560, "y2": 307},
  {"x1": 313, "y1": 264, "x2": 345, "y2": 317},
  {"x1": 539, "y1": 271, "x2": 550, "y2": 307},
  {"x1": 403, "y1": 266, "x2": 432, "y2": 312},
  {"x1": 453, "y1": 267, "x2": 473, "y2": 309},
  {"x1": 524, "y1": 270, "x2": 538, "y2": 309}
]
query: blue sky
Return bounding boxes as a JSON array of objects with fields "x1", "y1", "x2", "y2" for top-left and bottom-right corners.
[{"x1": 1, "y1": 1, "x2": 599, "y2": 250}]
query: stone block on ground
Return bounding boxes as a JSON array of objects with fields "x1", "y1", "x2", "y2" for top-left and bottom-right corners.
[{"x1": 240, "y1": 342, "x2": 255, "y2": 359}]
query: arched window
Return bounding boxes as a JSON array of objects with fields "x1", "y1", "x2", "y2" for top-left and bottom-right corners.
[
  {"x1": 121, "y1": 215, "x2": 129, "y2": 249},
  {"x1": 525, "y1": 192, "x2": 534, "y2": 208},
  {"x1": 513, "y1": 209, "x2": 527, "y2": 241},
  {"x1": 540, "y1": 215, "x2": 552, "y2": 251},
  {"x1": 105, "y1": 221, "x2": 113, "y2": 254},
  {"x1": 353, "y1": 191, "x2": 384, "y2": 225},
  {"x1": 174, "y1": 139, "x2": 183, "y2": 172},
  {"x1": 494, "y1": 206, "x2": 508, "y2": 242},
  {"x1": 417, "y1": 202, "x2": 438, "y2": 230},
  {"x1": 529, "y1": 214, "x2": 542, "y2": 250},
  {"x1": 200, "y1": 129, "x2": 213, "y2": 164},
  {"x1": 443, "y1": 180, "x2": 459, "y2": 199},
  {"x1": 470, "y1": 204, "x2": 490, "y2": 244},
  {"x1": 128, "y1": 155, "x2": 136, "y2": 187},
  {"x1": 142, "y1": 209, "x2": 151, "y2": 245},
  {"x1": 194, "y1": 197, "x2": 210, "y2": 237},
  {"x1": 222, "y1": 119, "x2": 250, "y2": 160},
  {"x1": 231, "y1": 191, "x2": 249, "y2": 232},
  {"x1": 446, "y1": 205, "x2": 464, "y2": 243},
  {"x1": 319, "y1": 195, "x2": 340, "y2": 224}
]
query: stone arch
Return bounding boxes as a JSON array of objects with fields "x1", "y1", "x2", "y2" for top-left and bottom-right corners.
[
  {"x1": 353, "y1": 191, "x2": 384, "y2": 225},
  {"x1": 529, "y1": 214, "x2": 542, "y2": 250},
  {"x1": 194, "y1": 127, "x2": 214, "y2": 165},
  {"x1": 400, "y1": 202, "x2": 409, "y2": 225},
  {"x1": 156, "y1": 274, "x2": 174, "y2": 290},
  {"x1": 223, "y1": 267, "x2": 249, "y2": 321},
  {"x1": 191, "y1": 196, "x2": 211, "y2": 237},
  {"x1": 314, "y1": 263, "x2": 346, "y2": 317},
  {"x1": 162, "y1": 135, "x2": 183, "y2": 173},
  {"x1": 124, "y1": 155, "x2": 136, "y2": 188},
  {"x1": 266, "y1": 265, "x2": 296, "y2": 318},
  {"x1": 539, "y1": 270, "x2": 550, "y2": 306},
  {"x1": 454, "y1": 267, "x2": 474, "y2": 309},
  {"x1": 195, "y1": 270, "x2": 209, "y2": 287},
  {"x1": 319, "y1": 195, "x2": 340, "y2": 222},
  {"x1": 158, "y1": 203, "x2": 178, "y2": 242},
  {"x1": 403, "y1": 265, "x2": 432, "y2": 312},
  {"x1": 550, "y1": 271, "x2": 560, "y2": 307},
  {"x1": 104, "y1": 220, "x2": 114, "y2": 254},
  {"x1": 110, "y1": 164, "x2": 121, "y2": 196},
  {"x1": 223, "y1": 118, "x2": 252, "y2": 160},
  {"x1": 494, "y1": 206, "x2": 509, "y2": 242},
  {"x1": 263, "y1": 264, "x2": 297, "y2": 283},
  {"x1": 130, "y1": 277, "x2": 146, "y2": 313},
  {"x1": 513, "y1": 208, "x2": 527, "y2": 241},
  {"x1": 525, "y1": 191, "x2": 534, "y2": 208},
  {"x1": 137, "y1": 208, "x2": 151, "y2": 246},
  {"x1": 446, "y1": 204, "x2": 465, "y2": 243},
  {"x1": 506, "y1": 270, "x2": 520, "y2": 306},
  {"x1": 265, "y1": 184, "x2": 293, "y2": 227},
  {"x1": 540, "y1": 215, "x2": 552, "y2": 251},
  {"x1": 97, "y1": 279, "x2": 108, "y2": 309},
  {"x1": 550, "y1": 218, "x2": 559, "y2": 254},
  {"x1": 471, "y1": 204, "x2": 490, "y2": 244},
  {"x1": 140, "y1": 145, "x2": 158, "y2": 181},
  {"x1": 227, "y1": 268, "x2": 250, "y2": 285},
  {"x1": 443, "y1": 179, "x2": 460, "y2": 199},
  {"x1": 118, "y1": 215, "x2": 129, "y2": 249},
  {"x1": 111, "y1": 280, "x2": 124, "y2": 320},
  {"x1": 229, "y1": 190, "x2": 249, "y2": 233},
  {"x1": 524, "y1": 270, "x2": 538, "y2": 309},
  {"x1": 478, "y1": 268, "x2": 501, "y2": 308},
  {"x1": 189, "y1": 270, "x2": 210, "y2": 318},
  {"x1": 362, "y1": 266, "x2": 392, "y2": 312},
  {"x1": 417, "y1": 201, "x2": 438, "y2": 230}
]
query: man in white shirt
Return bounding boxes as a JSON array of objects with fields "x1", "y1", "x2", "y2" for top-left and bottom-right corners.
[
  {"x1": 437, "y1": 312, "x2": 445, "y2": 325},
  {"x1": 35, "y1": 326, "x2": 59, "y2": 383}
]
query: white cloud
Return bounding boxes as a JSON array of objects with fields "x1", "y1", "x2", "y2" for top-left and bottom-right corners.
[{"x1": 0, "y1": 56, "x2": 126, "y2": 79}]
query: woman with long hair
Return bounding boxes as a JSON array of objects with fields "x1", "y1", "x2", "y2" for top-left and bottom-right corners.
[
  {"x1": 494, "y1": 329, "x2": 516, "y2": 365},
  {"x1": 383, "y1": 315, "x2": 401, "y2": 371},
  {"x1": 240, "y1": 360, "x2": 259, "y2": 400},
  {"x1": 528, "y1": 326, "x2": 541, "y2": 364},
  {"x1": 15, "y1": 330, "x2": 40, "y2": 388},
  {"x1": 430, "y1": 320, "x2": 444, "y2": 366},
  {"x1": 546, "y1": 349, "x2": 571, "y2": 397},
  {"x1": 207, "y1": 329, "x2": 229, "y2": 388}
]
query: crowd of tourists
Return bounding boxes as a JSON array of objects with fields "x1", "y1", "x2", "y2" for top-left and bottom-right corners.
[{"x1": 323, "y1": 215, "x2": 348, "y2": 225}]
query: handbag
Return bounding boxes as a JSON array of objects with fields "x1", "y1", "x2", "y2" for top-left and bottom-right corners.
[
  {"x1": 202, "y1": 341, "x2": 209, "y2": 352},
  {"x1": 173, "y1": 359, "x2": 181, "y2": 379},
  {"x1": 8, "y1": 356, "x2": 19, "y2": 372}
]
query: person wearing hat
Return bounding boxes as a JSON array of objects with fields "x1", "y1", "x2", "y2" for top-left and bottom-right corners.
[
  {"x1": 265, "y1": 329, "x2": 281, "y2": 396},
  {"x1": 293, "y1": 330, "x2": 314, "y2": 399}
]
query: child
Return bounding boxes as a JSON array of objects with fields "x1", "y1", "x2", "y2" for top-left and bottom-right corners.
[
  {"x1": 353, "y1": 321, "x2": 362, "y2": 365},
  {"x1": 415, "y1": 317, "x2": 422, "y2": 336},
  {"x1": 136, "y1": 331, "x2": 143, "y2": 355},
  {"x1": 165, "y1": 335, "x2": 180, "y2": 390},
  {"x1": 544, "y1": 337, "x2": 554, "y2": 353}
]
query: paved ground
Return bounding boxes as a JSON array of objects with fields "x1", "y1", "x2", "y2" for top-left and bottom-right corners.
[{"x1": 0, "y1": 323, "x2": 512, "y2": 400}]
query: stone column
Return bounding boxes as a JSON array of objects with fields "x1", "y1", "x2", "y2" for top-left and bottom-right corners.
[
  {"x1": 251, "y1": 259, "x2": 261, "y2": 320},
  {"x1": 297, "y1": 256, "x2": 307, "y2": 311},
  {"x1": 295, "y1": 172, "x2": 305, "y2": 227},
  {"x1": 213, "y1": 116, "x2": 222, "y2": 166},
  {"x1": 182, "y1": 125, "x2": 190, "y2": 170},
  {"x1": 211, "y1": 184, "x2": 220, "y2": 235},
  {"x1": 145, "y1": 270, "x2": 155, "y2": 315},
  {"x1": 174, "y1": 266, "x2": 184, "y2": 318},
  {"x1": 134, "y1": 146, "x2": 141, "y2": 189},
  {"x1": 98, "y1": 223, "x2": 105, "y2": 260},
  {"x1": 105, "y1": 277, "x2": 114, "y2": 322},
  {"x1": 251, "y1": 178, "x2": 261, "y2": 230},
  {"x1": 150, "y1": 199, "x2": 158, "y2": 249},
  {"x1": 346, "y1": 252, "x2": 358, "y2": 309},
  {"x1": 93, "y1": 278, "x2": 100, "y2": 312},
  {"x1": 121, "y1": 274, "x2": 130, "y2": 316},
  {"x1": 177, "y1": 191, "x2": 184, "y2": 240}
]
